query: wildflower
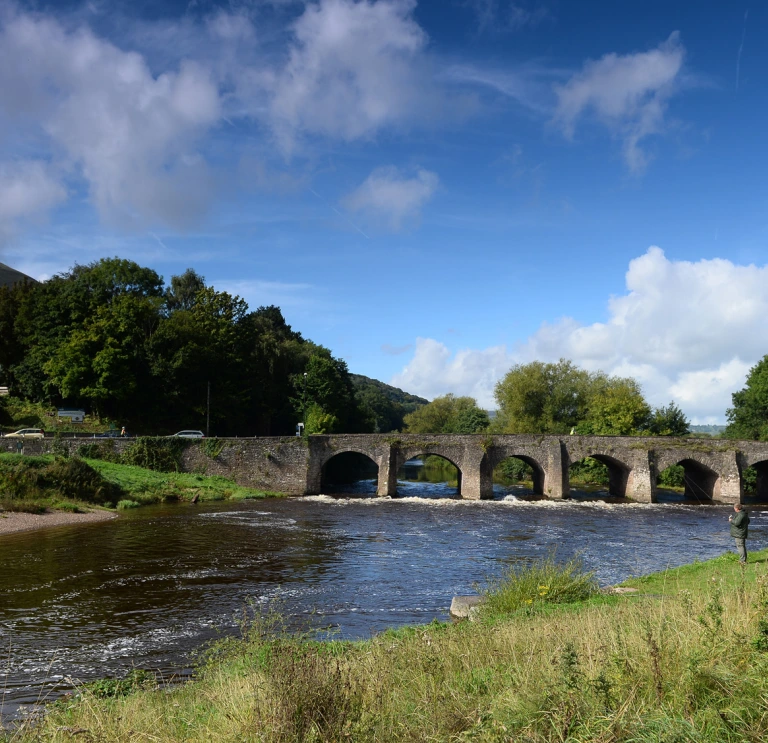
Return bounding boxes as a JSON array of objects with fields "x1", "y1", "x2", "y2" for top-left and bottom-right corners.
[
  {"x1": 538, "y1": 585, "x2": 549, "y2": 591},
  {"x1": 526, "y1": 599, "x2": 533, "y2": 604}
]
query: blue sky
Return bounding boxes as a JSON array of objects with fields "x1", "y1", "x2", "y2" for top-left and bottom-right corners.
[{"x1": 1, "y1": 0, "x2": 767, "y2": 423}]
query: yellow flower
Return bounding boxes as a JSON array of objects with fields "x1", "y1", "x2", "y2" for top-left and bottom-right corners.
[
  {"x1": 538, "y1": 585, "x2": 549, "y2": 591},
  {"x1": 526, "y1": 599, "x2": 533, "y2": 604}
]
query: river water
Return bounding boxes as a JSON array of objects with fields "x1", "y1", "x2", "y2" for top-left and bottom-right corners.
[{"x1": 1, "y1": 478, "x2": 766, "y2": 720}]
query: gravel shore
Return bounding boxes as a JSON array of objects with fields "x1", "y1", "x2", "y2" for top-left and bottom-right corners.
[{"x1": 0, "y1": 509, "x2": 117, "y2": 536}]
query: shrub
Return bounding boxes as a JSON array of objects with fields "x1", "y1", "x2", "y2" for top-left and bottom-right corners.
[
  {"x1": 658, "y1": 464, "x2": 686, "y2": 488},
  {"x1": 116, "y1": 499, "x2": 141, "y2": 510},
  {"x1": 481, "y1": 554, "x2": 599, "y2": 616}
]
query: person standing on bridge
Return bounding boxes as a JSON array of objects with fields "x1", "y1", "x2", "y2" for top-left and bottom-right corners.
[{"x1": 729, "y1": 503, "x2": 750, "y2": 564}]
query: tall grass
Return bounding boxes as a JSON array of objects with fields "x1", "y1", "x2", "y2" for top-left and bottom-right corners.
[
  {"x1": 8, "y1": 552, "x2": 768, "y2": 742},
  {"x1": 481, "y1": 554, "x2": 599, "y2": 615}
]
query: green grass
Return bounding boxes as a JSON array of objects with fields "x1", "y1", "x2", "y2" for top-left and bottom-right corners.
[
  {"x1": 0, "y1": 454, "x2": 284, "y2": 514},
  {"x1": 10, "y1": 551, "x2": 768, "y2": 742},
  {"x1": 84, "y1": 458, "x2": 283, "y2": 504}
]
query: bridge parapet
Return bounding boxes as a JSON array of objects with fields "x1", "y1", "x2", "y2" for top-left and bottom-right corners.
[{"x1": 4, "y1": 433, "x2": 768, "y2": 503}]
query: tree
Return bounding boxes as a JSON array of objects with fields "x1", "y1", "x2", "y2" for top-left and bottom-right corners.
[
  {"x1": 647, "y1": 402, "x2": 690, "y2": 437},
  {"x1": 403, "y1": 394, "x2": 489, "y2": 434},
  {"x1": 494, "y1": 359, "x2": 656, "y2": 436},
  {"x1": 578, "y1": 376, "x2": 651, "y2": 436},
  {"x1": 725, "y1": 356, "x2": 768, "y2": 440},
  {"x1": 493, "y1": 360, "x2": 591, "y2": 434},
  {"x1": 165, "y1": 269, "x2": 206, "y2": 313}
]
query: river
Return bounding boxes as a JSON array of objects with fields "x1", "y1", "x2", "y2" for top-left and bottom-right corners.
[{"x1": 1, "y1": 476, "x2": 765, "y2": 721}]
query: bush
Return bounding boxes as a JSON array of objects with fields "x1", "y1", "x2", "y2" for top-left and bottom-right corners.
[
  {"x1": 495, "y1": 457, "x2": 533, "y2": 483},
  {"x1": 658, "y1": 464, "x2": 685, "y2": 488},
  {"x1": 481, "y1": 555, "x2": 599, "y2": 616},
  {"x1": 0, "y1": 455, "x2": 123, "y2": 508},
  {"x1": 570, "y1": 457, "x2": 610, "y2": 486},
  {"x1": 116, "y1": 499, "x2": 141, "y2": 510}
]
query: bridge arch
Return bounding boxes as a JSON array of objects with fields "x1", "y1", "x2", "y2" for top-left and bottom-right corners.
[
  {"x1": 742, "y1": 459, "x2": 768, "y2": 503},
  {"x1": 485, "y1": 451, "x2": 546, "y2": 496},
  {"x1": 396, "y1": 451, "x2": 463, "y2": 498},
  {"x1": 567, "y1": 453, "x2": 632, "y2": 498},
  {"x1": 320, "y1": 450, "x2": 380, "y2": 495},
  {"x1": 655, "y1": 456, "x2": 719, "y2": 501}
]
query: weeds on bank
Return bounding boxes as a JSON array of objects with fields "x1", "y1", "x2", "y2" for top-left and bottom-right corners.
[
  {"x1": 11, "y1": 553, "x2": 768, "y2": 743},
  {"x1": 480, "y1": 553, "x2": 600, "y2": 616}
]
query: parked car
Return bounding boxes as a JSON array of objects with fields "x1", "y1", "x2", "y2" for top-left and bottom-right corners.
[
  {"x1": 95, "y1": 430, "x2": 129, "y2": 438},
  {"x1": 171, "y1": 430, "x2": 205, "y2": 438},
  {"x1": 4, "y1": 428, "x2": 45, "y2": 439}
]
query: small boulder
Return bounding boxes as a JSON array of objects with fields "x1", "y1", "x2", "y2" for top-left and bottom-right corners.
[{"x1": 450, "y1": 595, "x2": 485, "y2": 620}]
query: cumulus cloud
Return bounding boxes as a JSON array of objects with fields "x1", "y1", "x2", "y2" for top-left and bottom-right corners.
[
  {"x1": 269, "y1": 0, "x2": 430, "y2": 151},
  {"x1": 392, "y1": 248, "x2": 768, "y2": 422},
  {"x1": 342, "y1": 166, "x2": 439, "y2": 229},
  {"x1": 553, "y1": 32, "x2": 685, "y2": 172},
  {"x1": 391, "y1": 338, "x2": 513, "y2": 408},
  {"x1": 0, "y1": 6, "x2": 222, "y2": 229}
]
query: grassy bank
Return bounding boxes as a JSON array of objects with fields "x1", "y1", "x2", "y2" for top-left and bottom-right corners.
[
  {"x1": 85, "y1": 458, "x2": 283, "y2": 506},
  {"x1": 7, "y1": 549, "x2": 768, "y2": 742},
  {"x1": 0, "y1": 454, "x2": 281, "y2": 513}
]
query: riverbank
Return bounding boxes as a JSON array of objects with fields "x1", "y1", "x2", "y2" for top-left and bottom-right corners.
[
  {"x1": 0, "y1": 453, "x2": 283, "y2": 523},
  {"x1": 8, "y1": 548, "x2": 768, "y2": 742},
  {"x1": 0, "y1": 508, "x2": 116, "y2": 536}
]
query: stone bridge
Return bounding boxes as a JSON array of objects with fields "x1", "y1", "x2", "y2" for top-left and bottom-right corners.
[{"x1": 8, "y1": 433, "x2": 768, "y2": 503}]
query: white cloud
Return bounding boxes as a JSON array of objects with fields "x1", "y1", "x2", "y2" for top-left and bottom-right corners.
[
  {"x1": 392, "y1": 248, "x2": 768, "y2": 422},
  {"x1": 553, "y1": 32, "x2": 685, "y2": 172},
  {"x1": 0, "y1": 161, "x2": 66, "y2": 225},
  {"x1": 0, "y1": 6, "x2": 222, "y2": 229},
  {"x1": 391, "y1": 338, "x2": 513, "y2": 408},
  {"x1": 342, "y1": 166, "x2": 439, "y2": 229},
  {"x1": 268, "y1": 0, "x2": 430, "y2": 152}
]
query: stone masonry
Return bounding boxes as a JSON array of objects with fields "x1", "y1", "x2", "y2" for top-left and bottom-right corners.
[{"x1": 4, "y1": 433, "x2": 768, "y2": 503}]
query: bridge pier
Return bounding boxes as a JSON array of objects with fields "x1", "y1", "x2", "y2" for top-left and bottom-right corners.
[
  {"x1": 714, "y1": 450, "x2": 741, "y2": 504},
  {"x1": 625, "y1": 452, "x2": 654, "y2": 503},
  {"x1": 377, "y1": 449, "x2": 399, "y2": 497},
  {"x1": 545, "y1": 440, "x2": 566, "y2": 498}
]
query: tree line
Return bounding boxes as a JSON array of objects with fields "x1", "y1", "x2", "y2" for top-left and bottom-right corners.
[
  {"x1": 0, "y1": 258, "x2": 424, "y2": 436},
  {"x1": 404, "y1": 360, "x2": 690, "y2": 437},
  {"x1": 3, "y1": 257, "x2": 766, "y2": 442}
]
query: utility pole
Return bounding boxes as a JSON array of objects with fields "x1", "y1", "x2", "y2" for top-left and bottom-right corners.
[
  {"x1": 206, "y1": 380, "x2": 211, "y2": 437},
  {"x1": 303, "y1": 372, "x2": 307, "y2": 435}
]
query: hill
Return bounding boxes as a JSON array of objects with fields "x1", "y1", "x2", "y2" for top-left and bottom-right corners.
[
  {"x1": 0, "y1": 262, "x2": 36, "y2": 288},
  {"x1": 351, "y1": 374, "x2": 428, "y2": 432}
]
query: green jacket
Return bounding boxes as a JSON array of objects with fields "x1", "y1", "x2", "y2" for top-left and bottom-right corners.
[{"x1": 730, "y1": 510, "x2": 749, "y2": 539}]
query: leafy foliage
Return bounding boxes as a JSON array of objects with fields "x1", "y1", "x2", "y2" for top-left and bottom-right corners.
[
  {"x1": 494, "y1": 358, "x2": 688, "y2": 437},
  {"x1": 726, "y1": 355, "x2": 768, "y2": 440},
  {"x1": 0, "y1": 258, "x2": 393, "y2": 436},
  {"x1": 0, "y1": 453, "x2": 123, "y2": 509},
  {"x1": 403, "y1": 394, "x2": 489, "y2": 434},
  {"x1": 481, "y1": 554, "x2": 599, "y2": 616}
]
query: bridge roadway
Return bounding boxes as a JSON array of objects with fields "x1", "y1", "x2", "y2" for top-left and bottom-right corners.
[{"x1": 8, "y1": 433, "x2": 768, "y2": 503}]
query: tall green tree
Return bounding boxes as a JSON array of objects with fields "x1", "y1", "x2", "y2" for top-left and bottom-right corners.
[
  {"x1": 403, "y1": 394, "x2": 489, "y2": 434},
  {"x1": 577, "y1": 376, "x2": 651, "y2": 436},
  {"x1": 726, "y1": 356, "x2": 768, "y2": 440},
  {"x1": 647, "y1": 402, "x2": 690, "y2": 436},
  {"x1": 493, "y1": 359, "x2": 592, "y2": 434}
]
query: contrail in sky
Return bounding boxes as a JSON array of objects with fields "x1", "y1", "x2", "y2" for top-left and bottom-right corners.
[
  {"x1": 309, "y1": 188, "x2": 370, "y2": 240},
  {"x1": 736, "y1": 9, "x2": 748, "y2": 92}
]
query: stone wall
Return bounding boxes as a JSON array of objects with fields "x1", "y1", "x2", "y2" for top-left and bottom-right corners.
[{"x1": 4, "y1": 433, "x2": 768, "y2": 503}]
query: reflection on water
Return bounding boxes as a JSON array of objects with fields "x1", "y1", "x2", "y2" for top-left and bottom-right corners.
[{"x1": 1, "y1": 476, "x2": 766, "y2": 721}]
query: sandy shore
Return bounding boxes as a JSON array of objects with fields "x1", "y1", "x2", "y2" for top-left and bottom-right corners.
[{"x1": 0, "y1": 509, "x2": 117, "y2": 536}]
